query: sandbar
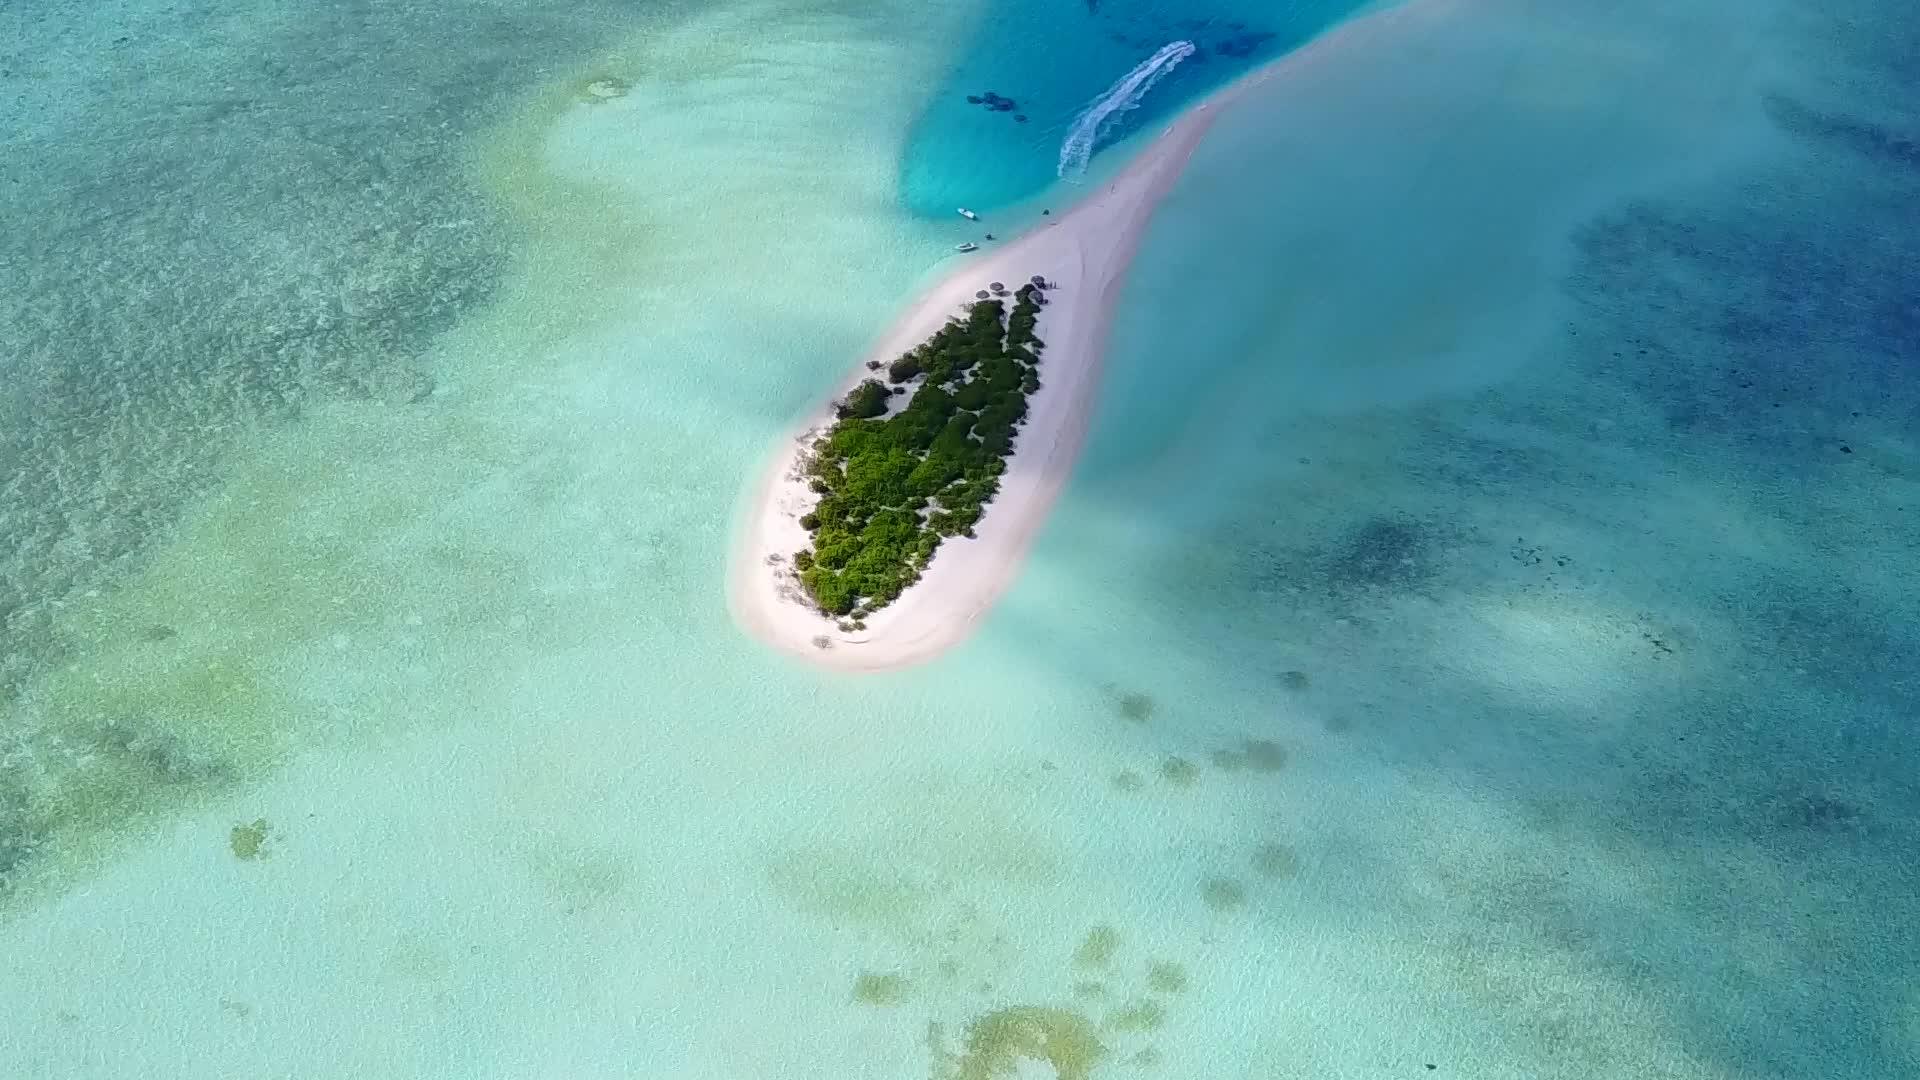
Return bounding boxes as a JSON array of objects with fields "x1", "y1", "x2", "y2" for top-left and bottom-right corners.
[
  {"x1": 729, "y1": 0, "x2": 1772, "y2": 672},
  {"x1": 727, "y1": 45, "x2": 1277, "y2": 671}
]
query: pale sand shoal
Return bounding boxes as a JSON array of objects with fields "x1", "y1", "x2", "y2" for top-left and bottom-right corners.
[
  {"x1": 730, "y1": 0, "x2": 1776, "y2": 673},
  {"x1": 726, "y1": 55, "x2": 1288, "y2": 672}
]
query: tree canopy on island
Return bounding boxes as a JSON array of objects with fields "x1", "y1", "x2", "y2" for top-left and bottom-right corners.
[{"x1": 795, "y1": 285, "x2": 1048, "y2": 621}]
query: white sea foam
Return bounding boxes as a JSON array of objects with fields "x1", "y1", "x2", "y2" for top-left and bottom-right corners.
[{"x1": 1057, "y1": 39, "x2": 1196, "y2": 180}]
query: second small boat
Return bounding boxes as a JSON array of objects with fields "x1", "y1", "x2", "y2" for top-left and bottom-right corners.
[{"x1": 957, "y1": 207, "x2": 979, "y2": 220}]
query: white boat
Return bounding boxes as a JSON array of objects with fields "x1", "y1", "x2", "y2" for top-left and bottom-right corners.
[
  {"x1": 957, "y1": 208, "x2": 979, "y2": 220},
  {"x1": 954, "y1": 242, "x2": 978, "y2": 252}
]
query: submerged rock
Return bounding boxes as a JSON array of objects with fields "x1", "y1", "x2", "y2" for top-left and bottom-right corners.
[{"x1": 229, "y1": 818, "x2": 272, "y2": 860}]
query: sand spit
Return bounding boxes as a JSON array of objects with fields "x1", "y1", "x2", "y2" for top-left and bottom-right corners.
[
  {"x1": 731, "y1": 0, "x2": 1775, "y2": 672},
  {"x1": 728, "y1": 57, "x2": 1272, "y2": 672}
]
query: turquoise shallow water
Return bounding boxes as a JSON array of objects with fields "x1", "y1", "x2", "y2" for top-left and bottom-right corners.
[
  {"x1": 898, "y1": 0, "x2": 1367, "y2": 216},
  {"x1": 2, "y1": 0, "x2": 1918, "y2": 1076}
]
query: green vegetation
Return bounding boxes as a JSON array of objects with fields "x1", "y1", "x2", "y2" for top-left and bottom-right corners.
[
  {"x1": 794, "y1": 285, "x2": 1047, "y2": 617},
  {"x1": 835, "y1": 378, "x2": 892, "y2": 420}
]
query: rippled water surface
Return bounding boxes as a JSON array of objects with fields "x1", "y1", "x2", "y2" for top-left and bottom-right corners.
[
  {"x1": 895, "y1": 0, "x2": 1367, "y2": 215},
  {"x1": 2, "y1": 0, "x2": 1916, "y2": 1076}
]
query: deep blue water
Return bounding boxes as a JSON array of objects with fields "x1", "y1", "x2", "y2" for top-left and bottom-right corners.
[{"x1": 897, "y1": 0, "x2": 1368, "y2": 216}]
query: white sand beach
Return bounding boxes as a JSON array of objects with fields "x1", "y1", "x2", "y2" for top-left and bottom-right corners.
[
  {"x1": 728, "y1": 60, "x2": 1268, "y2": 671},
  {"x1": 730, "y1": 0, "x2": 1778, "y2": 673}
]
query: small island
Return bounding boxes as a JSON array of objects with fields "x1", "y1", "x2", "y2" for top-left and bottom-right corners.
[
  {"x1": 733, "y1": 70, "x2": 1239, "y2": 670},
  {"x1": 791, "y1": 280, "x2": 1050, "y2": 626}
]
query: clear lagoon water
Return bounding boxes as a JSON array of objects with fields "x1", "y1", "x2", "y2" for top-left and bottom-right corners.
[
  {"x1": 2, "y1": 0, "x2": 1916, "y2": 1076},
  {"x1": 896, "y1": 0, "x2": 1366, "y2": 215}
]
